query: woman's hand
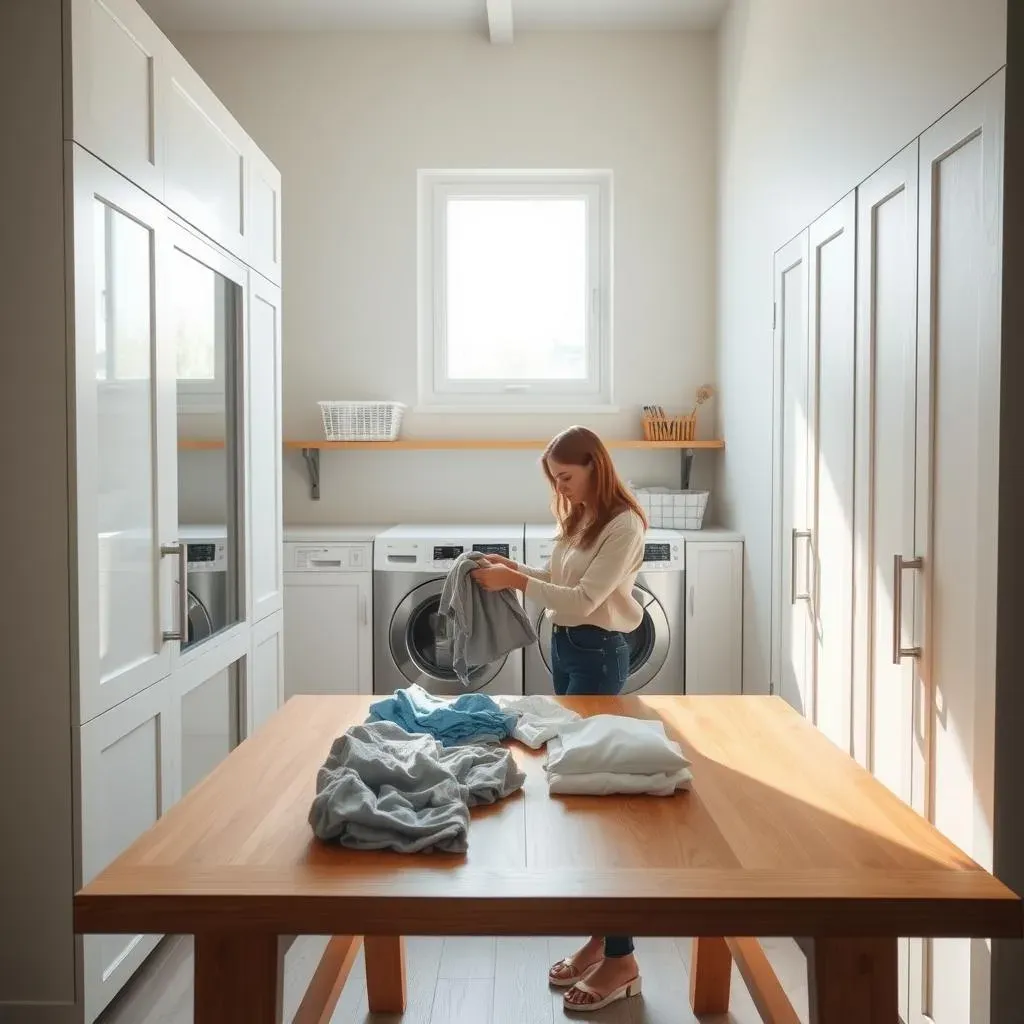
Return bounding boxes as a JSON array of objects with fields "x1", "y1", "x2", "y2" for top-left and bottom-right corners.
[
  {"x1": 478, "y1": 553, "x2": 517, "y2": 569},
  {"x1": 470, "y1": 565, "x2": 528, "y2": 593}
]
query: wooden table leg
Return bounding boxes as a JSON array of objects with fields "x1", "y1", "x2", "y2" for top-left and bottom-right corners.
[
  {"x1": 365, "y1": 935, "x2": 407, "y2": 1014},
  {"x1": 689, "y1": 936, "x2": 732, "y2": 1015},
  {"x1": 194, "y1": 932, "x2": 282, "y2": 1024},
  {"x1": 810, "y1": 938, "x2": 898, "y2": 1023}
]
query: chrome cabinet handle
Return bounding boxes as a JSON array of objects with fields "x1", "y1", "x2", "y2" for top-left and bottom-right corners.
[
  {"x1": 791, "y1": 529, "x2": 812, "y2": 603},
  {"x1": 161, "y1": 542, "x2": 188, "y2": 642},
  {"x1": 361, "y1": 594, "x2": 369, "y2": 627},
  {"x1": 892, "y1": 554, "x2": 923, "y2": 663},
  {"x1": 688, "y1": 584, "x2": 695, "y2": 617}
]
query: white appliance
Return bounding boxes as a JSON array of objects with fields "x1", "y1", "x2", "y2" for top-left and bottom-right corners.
[
  {"x1": 373, "y1": 525, "x2": 525, "y2": 696},
  {"x1": 523, "y1": 524, "x2": 685, "y2": 696},
  {"x1": 283, "y1": 527, "x2": 376, "y2": 698}
]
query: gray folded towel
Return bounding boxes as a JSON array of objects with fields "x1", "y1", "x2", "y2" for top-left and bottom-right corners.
[
  {"x1": 308, "y1": 720, "x2": 526, "y2": 853},
  {"x1": 439, "y1": 552, "x2": 538, "y2": 686}
]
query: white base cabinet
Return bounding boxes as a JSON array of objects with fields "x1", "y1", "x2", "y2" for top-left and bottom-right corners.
[
  {"x1": 78, "y1": 678, "x2": 179, "y2": 1024},
  {"x1": 283, "y1": 543, "x2": 373, "y2": 698},
  {"x1": 684, "y1": 537, "x2": 744, "y2": 695},
  {"x1": 250, "y1": 611, "x2": 285, "y2": 732}
]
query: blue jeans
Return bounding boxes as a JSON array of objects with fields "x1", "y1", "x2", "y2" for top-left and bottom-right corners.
[
  {"x1": 550, "y1": 625, "x2": 634, "y2": 960},
  {"x1": 551, "y1": 626, "x2": 630, "y2": 696}
]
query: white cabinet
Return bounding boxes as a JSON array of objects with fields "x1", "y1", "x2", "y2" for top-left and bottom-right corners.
[
  {"x1": 774, "y1": 72, "x2": 1005, "y2": 1024},
  {"x1": 808, "y1": 195, "x2": 856, "y2": 752},
  {"x1": 67, "y1": 0, "x2": 167, "y2": 200},
  {"x1": 247, "y1": 274, "x2": 284, "y2": 623},
  {"x1": 72, "y1": 148, "x2": 178, "y2": 724},
  {"x1": 0, "y1": 3, "x2": 283, "y2": 1020},
  {"x1": 79, "y1": 677, "x2": 179, "y2": 1023},
  {"x1": 908, "y1": 74, "x2": 1004, "y2": 1024},
  {"x1": 772, "y1": 232, "x2": 813, "y2": 716},
  {"x1": 284, "y1": 543, "x2": 373, "y2": 698},
  {"x1": 65, "y1": 0, "x2": 282, "y2": 275},
  {"x1": 250, "y1": 610, "x2": 285, "y2": 733},
  {"x1": 163, "y1": 47, "x2": 249, "y2": 259},
  {"x1": 684, "y1": 539, "x2": 743, "y2": 695},
  {"x1": 248, "y1": 148, "x2": 283, "y2": 285}
]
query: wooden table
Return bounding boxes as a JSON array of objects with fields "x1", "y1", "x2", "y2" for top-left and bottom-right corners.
[{"x1": 75, "y1": 695, "x2": 1021, "y2": 1024}]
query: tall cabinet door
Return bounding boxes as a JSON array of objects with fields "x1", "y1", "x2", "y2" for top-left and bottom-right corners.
[
  {"x1": 72, "y1": 147, "x2": 177, "y2": 724},
  {"x1": 852, "y1": 140, "x2": 921, "y2": 1024},
  {"x1": 772, "y1": 233, "x2": 813, "y2": 715},
  {"x1": 912, "y1": 72, "x2": 1004, "y2": 1024},
  {"x1": 247, "y1": 273, "x2": 284, "y2": 624},
  {"x1": 169, "y1": 222, "x2": 248, "y2": 660},
  {"x1": 808, "y1": 194, "x2": 857, "y2": 753}
]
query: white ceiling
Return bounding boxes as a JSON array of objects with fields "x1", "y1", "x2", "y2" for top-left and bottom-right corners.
[{"x1": 137, "y1": 0, "x2": 727, "y2": 34}]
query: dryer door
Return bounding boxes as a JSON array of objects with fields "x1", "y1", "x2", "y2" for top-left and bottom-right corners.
[
  {"x1": 535, "y1": 583, "x2": 670, "y2": 693},
  {"x1": 186, "y1": 590, "x2": 214, "y2": 647},
  {"x1": 390, "y1": 578, "x2": 506, "y2": 695}
]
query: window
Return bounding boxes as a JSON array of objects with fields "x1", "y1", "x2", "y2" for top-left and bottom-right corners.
[{"x1": 418, "y1": 171, "x2": 612, "y2": 410}]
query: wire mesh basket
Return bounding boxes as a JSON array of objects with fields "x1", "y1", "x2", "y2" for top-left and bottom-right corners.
[
  {"x1": 634, "y1": 487, "x2": 709, "y2": 530},
  {"x1": 318, "y1": 401, "x2": 405, "y2": 442}
]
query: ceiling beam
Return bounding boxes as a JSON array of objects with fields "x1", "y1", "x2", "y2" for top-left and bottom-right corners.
[{"x1": 486, "y1": 0, "x2": 514, "y2": 44}]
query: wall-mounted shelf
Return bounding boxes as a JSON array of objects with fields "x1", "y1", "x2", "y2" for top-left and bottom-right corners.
[
  {"x1": 178, "y1": 439, "x2": 226, "y2": 450},
  {"x1": 284, "y1": 438, "x2": 725, "y2": 500}
]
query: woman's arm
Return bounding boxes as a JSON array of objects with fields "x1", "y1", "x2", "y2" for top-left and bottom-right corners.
[{"x1": 523, "y1": 522, "x2": 643, "y2": 619}]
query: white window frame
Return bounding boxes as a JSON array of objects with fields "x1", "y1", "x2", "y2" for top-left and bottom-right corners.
[{"x1": 417, "y1": 169, "x2": 614, "y2": 412}]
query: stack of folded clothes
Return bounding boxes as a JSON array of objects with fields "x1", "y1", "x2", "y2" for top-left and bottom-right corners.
[
  {"x1": 543, "y1": 714, "x2": 693, "y2": 796},
  {"x1": 368, "y1": 683, "x2": 518, "y2": 746},
  {"x1": 309, "y1": 720, "x2": 526, "y2": 854}
]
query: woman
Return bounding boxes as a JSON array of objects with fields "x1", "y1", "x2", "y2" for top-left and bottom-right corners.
[{"x1": 471, "y1": 425, "x2": 647, "y2": 1013}]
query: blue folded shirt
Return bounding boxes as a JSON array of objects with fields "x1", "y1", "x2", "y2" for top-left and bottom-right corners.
[{"x1": 368, "y1": 684, "x2": 517, "y2": 747}]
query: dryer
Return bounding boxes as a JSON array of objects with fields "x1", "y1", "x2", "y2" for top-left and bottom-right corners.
[
  {"x1": 373, "y1": 525, "x2": 526, "y2": 696},
  {"x1": 523, "y1": 523, "x2": 685, "y2": 696},
  {"x1": 179, "y1": 525, "x2": 233, "y2": 650}
]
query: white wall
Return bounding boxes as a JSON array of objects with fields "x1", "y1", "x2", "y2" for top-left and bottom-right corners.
[
  {"x1": 717, "y1": 0, "x2": 1006, "y2": 695},
  {"x1": 171, "y1": 30, "x2": 719, "y2": 525}
]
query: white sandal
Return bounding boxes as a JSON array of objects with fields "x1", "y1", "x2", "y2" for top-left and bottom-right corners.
[
  {"x1": 563, "y1": 974, "x2": 643, "y2": 1013},
  {"x1": 548, "y1": 956, "x2": 602, "y2": 989}
]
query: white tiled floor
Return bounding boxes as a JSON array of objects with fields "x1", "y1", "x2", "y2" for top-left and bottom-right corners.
[{"x1": 98, "y1": 933, "x2": 810, "y2": 1023}]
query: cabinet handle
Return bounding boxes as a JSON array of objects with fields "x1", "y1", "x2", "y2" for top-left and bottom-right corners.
[
  {"x1": 791, "y1": 529, "x2": 812, "y2": 604},
  {"x1": 688, "y1": 584, "x2": 695, "y2": 618},
  {"x1": 361, "y1": 594, "x2": 369, "y2": 627},
  {"x1": 892, "y1": 554, "x2": 923, "y2": 664},
  {"x1": 161, "y1": 542, "x2": 188, "y2": 642}
]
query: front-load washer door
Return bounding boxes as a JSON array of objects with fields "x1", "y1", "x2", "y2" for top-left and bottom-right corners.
[
  {"x1": 390, "y1": 578, "x2": 506, "y2": 695},
  {"x1": 186, "y1": 591, "x2": 214, "y2": 648},
  {"x1": 536, "y1": 584, "x2": 670, "y2": 694}
]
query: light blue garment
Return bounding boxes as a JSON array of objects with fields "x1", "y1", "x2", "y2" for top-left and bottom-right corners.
[{"x1": 368, "y1": 684, "x2": 517, "y2": 747}]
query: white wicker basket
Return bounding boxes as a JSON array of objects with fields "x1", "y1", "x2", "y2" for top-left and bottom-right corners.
[
  {"x1": 634, "y1": 487, "x2": 709, "y2": 530},
  {"x1": 318, "y1": 401, "x2": 405, "y2": 442}
]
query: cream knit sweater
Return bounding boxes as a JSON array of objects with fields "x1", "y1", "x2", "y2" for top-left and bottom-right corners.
[{"x1": 520, "y1": 511, "x2": 645, "y2": 632}]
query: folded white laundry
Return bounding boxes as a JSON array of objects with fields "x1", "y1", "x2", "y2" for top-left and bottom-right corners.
[
  {"x1": 494, "y1": 694, "x2": 582, "y2": 749},
  {"x1": 547, "y1": 765, "x2": 693, "y2": 797},
  {"x1": 545, "y1": 714, "x2": 691, "y2": 778}
]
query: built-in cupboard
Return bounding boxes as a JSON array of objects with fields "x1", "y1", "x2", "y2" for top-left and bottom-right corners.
[
  {"x1": 772, "y1": 71, "x2": 1004, "y2": 1024},
  {"x1": 0, "y1": 0, "x2": 283, "y2": 1020}
]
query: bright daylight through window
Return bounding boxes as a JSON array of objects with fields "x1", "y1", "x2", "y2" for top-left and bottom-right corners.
[{"x1": 418, "y1": 172, "x2": 612, "y2": 409}]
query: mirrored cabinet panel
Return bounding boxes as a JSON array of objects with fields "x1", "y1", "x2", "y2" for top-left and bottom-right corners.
[{"x1": 169, "y1": 229, "x2": 245, "y2": 651}]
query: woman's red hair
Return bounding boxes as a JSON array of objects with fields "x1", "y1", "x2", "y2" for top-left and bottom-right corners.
[{"x1": 543, "y1": 426, "x2": 648, "y2": 548}]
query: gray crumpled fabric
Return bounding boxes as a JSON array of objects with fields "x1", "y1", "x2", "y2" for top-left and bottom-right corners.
[
  {"x1": 438, "y1": 551, "x2": 537, "y2": 686},
  {"x1": 308, "y1": 720, "x2": 526, "y2": 854}
]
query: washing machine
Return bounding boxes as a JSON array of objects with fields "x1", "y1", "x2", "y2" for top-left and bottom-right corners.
[
  {"x1": 373, "y1": 525, "x2": 526, "y2": 696},
  {"x1": 523, "y1": 523, "x2": 685, "y2": 696},
  {"x1": 179, "y1": 525, "x2": 234, "y2": 650}
]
